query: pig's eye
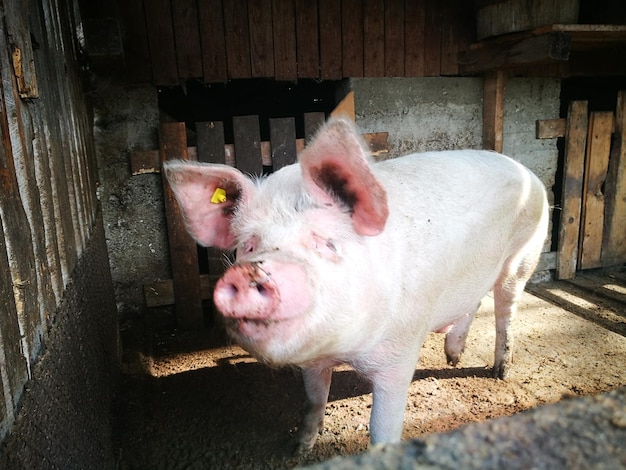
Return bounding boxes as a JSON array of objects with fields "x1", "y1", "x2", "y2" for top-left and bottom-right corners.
[
  {"x1": 326, "y1": 239, "x2": 337, "y2": 253},
  {"x1": 243, "y1": 235, "x2": 259, "y2": 253}
]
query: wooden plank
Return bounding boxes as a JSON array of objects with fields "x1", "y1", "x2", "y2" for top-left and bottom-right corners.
[
  {"x1": 270, "y1": 117, "x2": 297, "y2": 171},
  {"x1": 198, "y1": 0, "x2": 228, "y2": 83},
  {"x1": 171, "y1": 0, "x2": 203, "y2": 78},
  {"x1": 363, "y1": 131, "x2": 389, "y2": 157},
  {"x1": 602, "y1": 91, "x2": 626, "y2": 266},
  {"x1": 31, "y1": 111, "x2": 63, "y2": 303},
  {"x1": 331, "y1": 90, "x2": 355, "y2": 120},
  {"x1": 196, "y1": 121, "x2": 226, "y2": 164},
  {"x1": 342, "y1": 0, "x2": 364, "y2": 77},
  {"x1": 118, "y1": 0, "x2": 152, "y2": 83},
  {"x1": 536, "y1": 118, "x2": 566, "y2": 139},
  {"x1": 319, "y1": 0, "x2": 342, "y2": 80},
  {"x1": 248, "y1": 0, "x2": 275, "y2": 78},
  {"x1": 295, "y1": 0, "x2": 320, "y2": 78},
  {"x1": 223, "y1": 0, "x2": 252, "y2": 79},
  {"x1": 363, "y1": 0, "x2": 385, "y2": 77},
  {"x1": 272, "y1": 0, "x2": 297, "y2": 80},
  {"x1": 196, "y1": 120, "x2": 228, "y2": 278},
  {"x1": 404, "y1": 0, "x2": 425, "y2": 77},
  {"x1": 384, "y1": 0, "x2": 404, "y2": 76},
  {"x1": 233, "y1": 115, "x2": 263, "y2": 176},
  {"x1": 440, "y1": 0, "x2": 473, "y2": 76},
  {"x1": 0, "y1": 90, "x2": 39, "y2": 365},
  {"x1": 476, "y1": 1, "x2": 580, "y2": 40},
  {"x1": 144, "y1": 0, "x2": 178, "y2": 85},
  {"x1": 423, "y1": 0, "x2": 442, "y2": 76},
  {"x1": 557, "y1": 101, "x2": 588, "y2": 280},
  {"x1": 579, "y1": 112, "x2": 614, "y2": 270},
  {"x1": 0, "y1": 223, "x2": 29, "y2": 429},
  {"x1": 159, "y1": 122, "x2": 203, "y2": 329},
  {"x1": 482, "y1": 70, "x2": 505, "y2": 153},
  {"x1": 4, "y1": 0, "x2": 38, "y2": 97},
  {"x1": 304, "y1": 112, "x2": 326, "y2": 143}
]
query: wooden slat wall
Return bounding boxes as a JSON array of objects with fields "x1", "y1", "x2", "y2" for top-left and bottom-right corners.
[
  {"x1": 0, "y1": 0, "x2": 99, "y2": 442},
  {"x1": 117, "y1": 0, "x2": 475, "y2": 85}
]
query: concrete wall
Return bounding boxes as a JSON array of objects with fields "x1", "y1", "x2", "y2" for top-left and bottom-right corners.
[
  {"x1": 90, "y1": 81, "x2": 169, "y2": 322},
  {"x1": 352, "y1": 77, "x2": 560, "y2": 199}
]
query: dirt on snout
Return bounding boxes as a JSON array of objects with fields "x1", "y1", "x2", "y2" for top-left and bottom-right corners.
[{"x1": 114, "y1": 268, "x2": 626, "y2": 469}]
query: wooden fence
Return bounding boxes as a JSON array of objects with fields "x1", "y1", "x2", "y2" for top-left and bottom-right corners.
[
  {"x1": 555, "y1": 91, "x2": 626, "y2": 279},
  {"x1": 0, "y1": 0, "x2": 99, "y2": 442},
  {"x1": 132, "y1": 113, "x2": 388, "y2": 328}
]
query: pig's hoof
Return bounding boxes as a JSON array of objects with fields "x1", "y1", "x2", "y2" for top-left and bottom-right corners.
[
  {"x1": 492, "y1": 362, "x2": 509, "y2": 380},
  {"x1": 293, "y1": 431, "x2": 318, "y2": 455},
  {"x1": 293, "y1": 439, "x2": 315, "y2": 456},
  {"x1": 446, "y1": 353, "x2": 460, "y2": 367}
]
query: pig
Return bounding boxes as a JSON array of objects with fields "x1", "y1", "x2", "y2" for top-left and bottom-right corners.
[{"x1": 163, "y1": 118, "x2": 549, "y2": 452}]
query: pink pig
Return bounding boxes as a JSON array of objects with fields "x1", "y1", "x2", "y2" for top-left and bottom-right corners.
[{"x1": 163, "y1": 118, "x2": 549, "y2": 452}]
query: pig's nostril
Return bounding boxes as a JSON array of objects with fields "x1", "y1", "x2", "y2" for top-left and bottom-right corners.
[{"x1": 222, "y1": 283, "x2": 239, "y2": 299}]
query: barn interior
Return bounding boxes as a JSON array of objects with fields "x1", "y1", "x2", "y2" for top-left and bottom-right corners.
[{"x1": 0, "y1": 0, "x2": 625, "y2": 468}]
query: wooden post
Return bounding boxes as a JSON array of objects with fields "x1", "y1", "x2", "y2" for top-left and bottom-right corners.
[
  {"x1": 602, "y1": 90, "x2": 626, "y2": 266},
  {"x1": 483, "y1": 70, "x2": 505, "y2": 152},
  {"x1": 579, "y1": 112, "x2": 614, "y2": 270},
  {"x1": 557, "y1": 101, "x2": 588, "y2": 280},
  {"x1": 160, "y1": 122, "x2": 203, "y2": 329}
]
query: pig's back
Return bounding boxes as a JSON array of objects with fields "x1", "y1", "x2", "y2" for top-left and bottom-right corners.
[{"x1": 371, "y1": 149, "x2": 547, "y2": 328}]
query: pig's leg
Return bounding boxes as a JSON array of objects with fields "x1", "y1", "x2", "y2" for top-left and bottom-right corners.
[
  {"x1": 492, "y1": 250, "x2": 540, "y2": 379},
  {"x1": 296, "y1": 366, "x2": 332, "y2": 453},
  {"x1": 444, "y1": 304, "x2": 479, "y2": 366},
  {"x1": 368, "y1": 357, "x2": 419, "y2": 445}
]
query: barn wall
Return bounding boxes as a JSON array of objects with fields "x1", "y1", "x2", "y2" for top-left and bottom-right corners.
[
  {"x1": 82, "y1": 0, "x2": 475, "y2": 85},
  {"x1": 0, "y1": 0, "x2": 118, "y2": 465}
]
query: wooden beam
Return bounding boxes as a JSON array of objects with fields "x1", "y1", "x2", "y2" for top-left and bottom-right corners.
[
  {"x1": 460, "y1": 32, "x2": 570, "y2": 74},
  {"x1": 130, "y1": 132, "x2": 389, "y2": 175},
  {"x1": 482, "y1": 71, "x2": 505, "y2": 152},
  {"x1": 459, "y1": 25, "x2": 626, "y2": 75},
  {"x1": 557, "y1": 101, "x2": 588, "y2": 280}
]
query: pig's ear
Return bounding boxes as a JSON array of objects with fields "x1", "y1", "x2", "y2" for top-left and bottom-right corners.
[
  {"x1": 299, "y1": 119, "x2": 388, "y2": 236},
  {"x1": 163, "y1": 161, "x2": 254, "y2": 249}
]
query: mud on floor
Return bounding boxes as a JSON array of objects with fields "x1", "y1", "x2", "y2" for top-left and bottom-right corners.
[{"x1": 113, "y1": 267, "x2": 626, "y2": 469}]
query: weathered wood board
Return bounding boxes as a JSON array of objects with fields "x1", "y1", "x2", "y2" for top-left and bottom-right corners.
[{"x1": 579, "y1": 112, "x2": 614, "y2": 270}]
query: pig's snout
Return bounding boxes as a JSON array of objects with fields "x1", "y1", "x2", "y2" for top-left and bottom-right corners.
[{"x1": 214, "y1": 262, "x2": 279, "y2": 320}]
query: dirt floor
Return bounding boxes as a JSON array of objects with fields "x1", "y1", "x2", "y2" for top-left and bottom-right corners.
[{"x1": 113, "y1": 266, "x2": 626, "y2": 469}]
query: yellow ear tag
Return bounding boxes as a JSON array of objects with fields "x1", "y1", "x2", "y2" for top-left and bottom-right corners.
[{"x1": 211, "y1": 187, "x2": 227, "y2": 204}]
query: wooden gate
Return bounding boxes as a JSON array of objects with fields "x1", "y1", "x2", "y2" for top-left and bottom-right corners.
[
  {"x1": 132, "y1": 113, "x2": 388, "y2": 328},
  {"x1": 556, "y1": 90, "x2": 626, "y2": 279}
]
